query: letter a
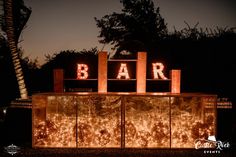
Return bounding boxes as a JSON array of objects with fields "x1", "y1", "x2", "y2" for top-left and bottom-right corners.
[
  {"x1": 117, "y1": 63, "x2": 130, "y2": 79},
  {"x1": 152, "y1": 63, "x2": 168, "y2": 79},
  {"x1": 77, "y1": 64, "x2": 88, "y2": 79}
]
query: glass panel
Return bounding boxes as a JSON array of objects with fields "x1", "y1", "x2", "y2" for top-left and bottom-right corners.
[
  {"x1": 125, "y1": 96, "x2": 170, "y2": 148},
  {"x1": 76, "y1": 96, "x2": 121, "y2": 147},
  {"x1": 170, "y1": 96, "x2": 216, "y2": 148},
  {"x1": 33, "y1": 95, "x2": 77, "y2": 147},
  {"x1": 32, "y1": 95, "x2": 47, "y2": 147}
]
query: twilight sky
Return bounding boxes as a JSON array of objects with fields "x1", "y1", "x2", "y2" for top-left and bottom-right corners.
[{"x1": 20, "y1": 0, "x2": 236, "y2": 64}]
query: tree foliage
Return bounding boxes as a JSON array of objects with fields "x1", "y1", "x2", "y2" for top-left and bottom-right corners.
[
  {"x1": 1, "y1": 0, "x2": 31, "y2": 42},
  {"x1": 95, "y1": 0, "x2": 167, "y2": 55}
]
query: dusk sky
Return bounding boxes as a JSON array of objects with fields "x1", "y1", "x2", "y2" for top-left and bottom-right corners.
[{"x1": 20, "y1": 0, "x2": 236, "y2": 64}]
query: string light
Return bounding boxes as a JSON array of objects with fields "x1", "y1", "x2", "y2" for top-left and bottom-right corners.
[
  {"x1": 76, "y1": 62, "x2": 170, "y2": 80},
  {"x1": 34, "y1": 114, "x2": 121, "y2": 147},
  {"x1": 34, "y1": 113, "x2": 215, "y2": 148},
  {"x1": 33, "y1": 98, "x2": 215, "y2": 148}
]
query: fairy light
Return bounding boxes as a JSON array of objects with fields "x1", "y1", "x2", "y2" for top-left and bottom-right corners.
[
  {"x1": 34, "y1": 111, "x2": 215, "y2": 148},
  {"x1": 34, "y1": 114, "x2": 121, "y2": 148},
  {"x1": 33, "y1": 97, "x2": 215, "y2": 148},
  {"x1": 77, "y1": 64, "x2": 88, "y2": 79},
  {"x1": 117, "y1": 63, "x2": 130, "y2": 79},
  {"x1": 152, "y1": 63, "x2": 168, "y2": 80}
]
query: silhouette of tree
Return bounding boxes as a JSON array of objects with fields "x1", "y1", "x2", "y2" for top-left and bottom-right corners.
[
  {"x1": 158, "y1": 24, "x2": 236, "y2": 101},
  {"x1": 95, "y1": 0, "x2": 167, "y2": 56}
]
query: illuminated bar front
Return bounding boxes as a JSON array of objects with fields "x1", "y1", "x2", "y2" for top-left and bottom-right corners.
[
  {"x1": 32, "y1": 93, "x2": 217, "y2": 148},
  {"x1": 44, "y1": 52, "x2": 217, "y2": 149}
]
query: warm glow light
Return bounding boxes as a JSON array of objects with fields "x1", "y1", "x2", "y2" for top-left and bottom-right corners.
[
  {"x1": 77, "y1": 64, "x2": 88, "y2": 79},
  {"x1": 117, "y1": 92, "x2": 131, "y2": 95},
  {"x1": 152, "y1": 63, "x2": 168, "y2": 79},
  {"x1": 117, "y1": 63, "x2": 130, "y2": 79},
  {"x1": 77, "y1": 92, "x2": 89, "y2": 95}
]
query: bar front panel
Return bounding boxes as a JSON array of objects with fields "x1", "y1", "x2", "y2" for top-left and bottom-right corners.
[{"x1": 32, "y1": 93, "x2": 216, "y2": 148}]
